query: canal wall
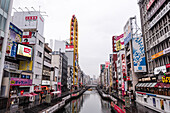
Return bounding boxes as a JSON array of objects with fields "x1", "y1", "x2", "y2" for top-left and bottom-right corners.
[{"x1": 40, "y1": 87, "x2": 90, "y2": 113}]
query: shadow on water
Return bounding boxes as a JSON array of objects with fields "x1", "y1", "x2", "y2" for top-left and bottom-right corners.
[{"x1": 57, "y1": 90, "x2": 112, "y2": 113}]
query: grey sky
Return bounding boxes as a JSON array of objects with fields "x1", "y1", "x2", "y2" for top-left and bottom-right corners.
[{"x1": 13, "y1": 0, "x2": 141, "y2": 77}]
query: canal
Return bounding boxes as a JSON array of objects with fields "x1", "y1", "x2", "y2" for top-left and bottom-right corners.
[{"x1": 57, "y1": 89, "x2": 112, "y2": 113}]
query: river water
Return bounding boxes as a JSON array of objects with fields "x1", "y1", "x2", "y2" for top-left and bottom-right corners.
[{"x1": 57, "y1": 90, "x2": 112, "y2": 113}]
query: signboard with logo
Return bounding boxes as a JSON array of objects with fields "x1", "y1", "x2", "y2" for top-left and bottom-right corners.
[
  {"x1": 151, "y1": 51, "x2": 163, "y2": 60},
  {"x1": 166, "y1": 64, "x2": 170, "y2": 68},
  {"x1": 10, "y1": 78, "x2": 32, "y2": 86},
  {"x1": 65, "y1": 45, "x2": 74, "y2": 51},
  {"x1": 42, "y1": 80, "x2": 50, "y2": 85},
  {"x1": 17, "y1": 44, "x2": 32, "y2": 58},
  {"x1": 124, "y1": 19, "x2": 132, "y2": 45},
  {"x1": 19, "y1": 61, "x2": 33, "y2": 70},
  {"x1": 132, "y1": 36, "x2": 146, "y2": 72},
  {"x1": 4, "y1": 61, "x2": 19, "y2": 70},
  {"x1": 115, "y1": 34, "x2": 124, "y2": 51},
  {"x1": 22, "y1": 31, "x2": 36, "y2": 45},
  {"x1": 154, "y1": 65, "x2": 166, "y2": 75},
  {"x1": 6, "y1": 23, "x2": 23, "y2": 57},
  {"x1": 105, "y1": 62, "x2": 110, "y2": 68}
]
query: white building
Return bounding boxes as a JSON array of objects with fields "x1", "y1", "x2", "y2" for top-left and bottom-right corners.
[
  {"x1": 12, "y1": 11, "x2": 45, "y2": 92},
  {"x1": 0, "y1": 0, "x2": 13, "y2": 95}
]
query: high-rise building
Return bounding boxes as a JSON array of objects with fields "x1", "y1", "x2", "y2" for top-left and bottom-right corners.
[
  {"x1": 137, "y1": 0, "x2": 170, "y2": 112},
  {"x1": 12, "y1": 11, "x2": 45, "y2": 92},
  {"x1": 0, "y1": 0, "x2": 13, "y2": 94}
]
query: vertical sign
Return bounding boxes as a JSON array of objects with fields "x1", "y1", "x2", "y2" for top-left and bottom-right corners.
[
  {"x1": 124, "y1": 19, "x2": 132, "y2": 46},
  {"x1": 132, "y1": 36, "x2": 146, "y2": 72},
  {"x1": 105, "y1": 62, "x2": 110, "y2": 68}
]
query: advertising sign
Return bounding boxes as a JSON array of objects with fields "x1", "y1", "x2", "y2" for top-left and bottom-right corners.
[
  {"x1": 6, "y1": 23, "x2": 23, "y2": 57},
  {"x1": 163, "y1": 47, "x2": 170, "y2": 55},
  {"x1": 166, "y1": 64, "x2": 170, "y2": 68},
  {"x1": 151, "y1": 51, "x2": 163, "y2": 60},
  {"x1": 112, "y1": 36, "x2": 117, "y2": 52},
  {"x1": 154, "y1": 65, "x2": 166, "y2": 75},
  {"x1": 132, "y1": 36, "x2": 146, "y2": 72},
  {"x1": 42, "y1": 80, "x2": 50, "y2": 85},
  {"x1": 19, "y1": 61, "x2": 33, "y2": 70},
  {"x1": 105, "y1": 62, "x2": 110, "y2": 68},
  {"x1": 22, "y1": 31, "x2": 36, "y2": 45},
  {"x1": 17, "y1": 44, "x2": 32, "y2": 58},
  {"x1": 124, "y1": 19, "x2": 132, "y2": 46},
  {"x1": 65, "y1": 45, "x2": 74, "y2": 51},
  {"x1": 116, "y1": 34, "x2": 124, "y2": 51},
  {"x1": 4, "y1": 61, "x2": 19, "y2": 70},
  {"x1": 100, "y1": 64, "x2": 105, "y2": 73},
  {"x1": 147, "y1": 0, "x2": 166, "y2": 20},
  {"x1": 10, "y1": 78, "x2": 32, "y2": 86}
]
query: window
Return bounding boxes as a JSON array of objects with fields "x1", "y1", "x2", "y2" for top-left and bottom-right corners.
[
  {"x1": 35, "y1": 74, "x2": 39, "y2": 79},
  {"x1": 1, "y1": 0, "x2": 6, "y2": 10},
  {"x1": 39, "y1": 40, "x2": 43, "y2": 47},
  {"x1": 0, "y1": 17, "x2": 6, "y2": 31},
  {"x1": 36, "y1": 62, "x2": 41, "y2": 68},
  {"x1": 4, "y1": 0, "x2": 10, "y2": 13},
  {"x1": 37, "y1": 51, "x2": 42, "y2": 58}
]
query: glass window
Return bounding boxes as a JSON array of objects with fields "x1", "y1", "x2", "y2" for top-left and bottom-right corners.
[
  {"x1": 1, "y1": 0, "x2": 6, "y2": 10},
  {"x1": 4, "y1": 0, "x2": 10, "y2": 13},
  {"x1": 0, "y1": 17, "x2": 6, "y2": 31}
]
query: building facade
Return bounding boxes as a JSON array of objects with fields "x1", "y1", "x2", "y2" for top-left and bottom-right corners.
[
  {"x1": 0, "y1": 0, "x2": 13, "y2": 94},
  {"x1": 137, "y1": 0, "x2": 170, "y2": 112}
]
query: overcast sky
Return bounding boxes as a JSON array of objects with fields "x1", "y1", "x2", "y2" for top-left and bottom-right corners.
[{"x1": 13, "y1": 0, "x2": 141, "y2": 77}]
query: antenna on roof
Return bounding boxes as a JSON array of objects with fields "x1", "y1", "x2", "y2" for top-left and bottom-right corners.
[
  {"x1": 31, "y1": 7, "x2": 36, "y2": 11},
  {"x1": 25, "y1": 7, "x2": 30, "y2": 14},
  {"x1": 13, "y1": 8, "x2": 18, "y2": 12}
]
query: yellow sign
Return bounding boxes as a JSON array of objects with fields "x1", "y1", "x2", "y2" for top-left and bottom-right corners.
[
  {"x1": 151, "y1": 51, "x2": 163, "y2": 60},
  {"x1": 19, "y1": 61, "x2": 33, "y2": 70},
  {"x1": 162, "y1": 77, "x2": 170, "y2": 83},
  {"x1": 116, "y1": 40, "x2": 122, "y2": 51}
]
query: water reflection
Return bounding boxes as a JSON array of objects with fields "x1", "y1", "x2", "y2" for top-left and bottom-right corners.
[{"x1": 57, "y1": 90, "x2": 111, "y2": 113}]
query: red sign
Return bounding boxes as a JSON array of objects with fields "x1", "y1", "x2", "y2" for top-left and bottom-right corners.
[
  {"x1": 114, "y1": 104, "x2": 125, "y2": 113},
  {"x1": 20, "y1": 90, "x2": 24, "y2": 95},
  {"x1": 25, "y1": 16, "x2": 37, "y2": 21},
  {"x1": 147, "y1": 0, "x2": 155, "y2": 10},
  {"x1": 105, "y1": 62, "x2": 110, "y2": 68},
  {"x1": 166, "y1": 64, "x2": 170, "y2": 68},
  {"x1": 24, "y1": 47, "x2": 31, "y2": 53}
]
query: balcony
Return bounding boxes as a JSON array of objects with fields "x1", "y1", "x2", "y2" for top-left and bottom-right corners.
[
  {"x1": 44, "y1": 61, "x2": 51, "y2": 68},
  {"x1": 45, "y1": 52, "x2": 52, "y2": 59},
  {"x1": 43, "y1": 70, "x2": 51, "y2": 76}
]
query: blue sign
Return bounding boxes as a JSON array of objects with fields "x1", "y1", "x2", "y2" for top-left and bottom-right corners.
[
  {"x1": 132, "y1": 36, "x2": 146, "y2": 72},
  {"x1": 124, "y1": 33, "x2": 131, "y2": 45}
]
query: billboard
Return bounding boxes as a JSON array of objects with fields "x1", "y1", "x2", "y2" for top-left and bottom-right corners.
[
  {"x1": 124, "y1": 19, "x2": 132, "y2": 45},
  {"x1": 65, "y1": 45, "x2": 74, "y2": 51},
  {"x1": 19, "y1": 61, "x2": 33, "y2": 70},
  {"x1": 6, "y1": 23, "x2": 23, "y2": 57},
  {"x1": 132, "y1": 36, "x2": 146, "y2": 72},
  {"x1": 17, "y1": 44, "x2": 32, "y2": 58},
  {"x1": 10, "y1": 77, "x2": 32, "y2": 86},
  {"x1": 13, "y1": 12, "x2": 44, "y2": 35},
  {"x1": 22, "y1": 31, "x2": 36, "y2": 44},
  {"x1": 116, "y1": 34, "x2": 124, "y2": 51}
]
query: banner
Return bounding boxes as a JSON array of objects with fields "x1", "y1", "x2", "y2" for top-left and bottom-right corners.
[
  {"x1": 10, "y1": 78, "x2": 32, "y2": 86},
  {"x1": 22, "y1": 31, "x2": 36, "y2": 45},
  {"x1": 19, "y1": 61, "x2": 33, "y2": 70},
  {"x1": 132, "y1": 36, "x2": 146, "y2": 72},
  {"x1": 6, "y1": 23, "x2": 23, "y2": 57}
]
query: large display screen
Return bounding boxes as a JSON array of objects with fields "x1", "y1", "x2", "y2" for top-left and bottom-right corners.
[{"x1": 17, "y1": 44, "x2": 32, "y2": 58}]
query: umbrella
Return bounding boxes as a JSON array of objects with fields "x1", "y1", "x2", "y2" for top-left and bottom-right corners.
[
  {"x1": 30, "y1": 93, "x2": 38, "y2": 96},
  {"x1": 22, "y1": 93, "x2": 33, "y2": 97}
]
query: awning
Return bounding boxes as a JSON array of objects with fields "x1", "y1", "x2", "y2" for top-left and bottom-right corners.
[
  {"x1": 141, "y1": 83, "x2": 146, "y2": 87},
  {"x1": 146, "y1": 83, "x2": 152, "y2": 87},
  {"x1": 144, "y1": 83, "x2": 149, "y2": 87},
  {"x1": 136, "y1": 83, "x2": 141, "y2": 87},
  {"x1": 150, "y1": 83, "x2": 157, "y2": 87}
]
